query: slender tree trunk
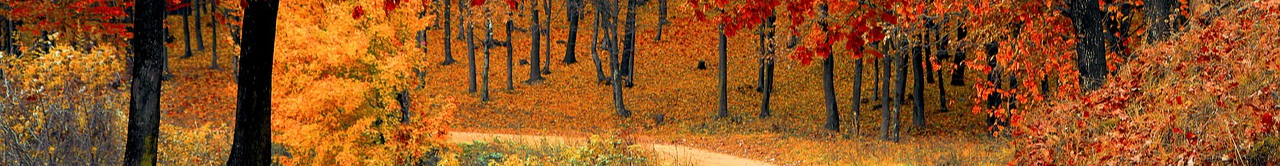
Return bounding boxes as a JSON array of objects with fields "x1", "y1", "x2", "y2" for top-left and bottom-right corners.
[
  {"x1": 1065, "y1": 0, "x2": 1108, "y2": 91},
  {"x1": 851, "y1": 57, "x2": 864, "y2": 134},
  {"x1": 441, "y1": 0, "x2": 457, "y2": 65},
  {"x1": 654, "y1": 0, "x2": 669, "y2": 41},
  {"x1": 757, "y1": 13, "x2": 777, "y2": 118},
  {"x1": 602, "y1": 0, "x2": 629, "y2": 117},
  {"x1": 541, "y1": 0, "x2": 553, "y2": 75},
  {"x1": 563, "y1": 0, "x2": 581, "y2": 64},
  {"x1": 891, "y1": 44, "x2": 908, "y2": 142},
  {"x1": 506, "y1": 13, "x2": 515, "y2": 90},
  {"x1": 822, "y1": 52, "x2": 839, "y2": 131},
  {"x1": 482, "y1": 20, "x2": 493, "y2": 101},
  {"x1": 182, "y1": 11, "x2": 194, "y2": 58},
  {"x1": 620, "y1": 0, "x2": 638, "y2": 86},
  {"x1": 194, "y1": 0, "x2": 204, "y2": 51},
  {"x1": 467, "y1": 8, "x2": 478, "y2": 93},
  {"x1": 716, "y1": 24, "x2": 729, "y2": 119},
  {"x1": 211, "y1": 0, "x2": 220, "y2": 70},
  {"x1": 950, "y1": 27, "x2": 967, "y2": 86},
  {"x1": 879, "y1": 50, "x2": 893, "y2": 141},
  {"x1": 911, "y1": 46, "x2": 927, "y2": 128},
  {"x1": 124, "y1": 0, "x2": 166, "y2": 164},
  {"x1": 760, "y1": 58, "x2": 774, "y2": 118},
  {"x1": 984, "y1": 42, "x2": 1004, "y2": 134},
  {"x1": 227, "y1": 0, "x2": 279, "y2": 164},
  {"x1": 526, "y1": 1, "x2": 545, "y2": 83},
  {"x1": 935, "y1": 48, "x2": 947, "y2": 112},
  {"x1": 590, "y1": 10, "x2": 607, "y2": 84},
  {"x1": 397, "y1": 90, "x2": 411, "y2": 123}
]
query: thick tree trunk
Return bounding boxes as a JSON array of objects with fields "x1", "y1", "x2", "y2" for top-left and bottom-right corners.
[
  {"x1": 879, "y1": 51, "x2": 893, "y2": 141},
  {"x1": 526, "y1": 2, "x2": 545, "y2": 84},
  {"x1": 950, "y1": 27, "x2": 967, "y2": 86},
  {"x1": 911, "y1": 46, "x2": 927, "y2": 128},
  {"x1": 851, "y1": 57, "x2": 864, "y2": 134},
  {"x1": 227, "y1": 0, "x2": 279, "y2": 164},
  {"x1": 182, "y1": 12, "x2": 194, "y2": 58},
  {"x1": 822, "y1": 53, "x2": 840, "y2": 131},
  {"x1": 124, "y1": 0, "x2": 166, "y2": 164},
  {"x1": 1144, "y1": 0, "x2": 1175, "y2": 42},
  {"x1": 716, "y1": 24, "x2": 729, "y2": 119},
  {"x1": 441, "y1": 1, "x2": 457, "y2": 65},
  {"x1": 1065, "y1": 0, "x2": 1109, "y2": 91},
  {"x1": 563, "y1": 0, "x2": 581, "y2": 64}
]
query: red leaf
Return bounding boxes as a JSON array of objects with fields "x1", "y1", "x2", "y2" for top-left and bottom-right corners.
[
  {"x1": 505, "y1": 0, "x2": 518, "y2": 9},
  {"x1": 471, "y1": 0, "x2": 487, "y2": 6},
  {"x1": 353, "y1": 6, "x2": 366, "y2": 19}
]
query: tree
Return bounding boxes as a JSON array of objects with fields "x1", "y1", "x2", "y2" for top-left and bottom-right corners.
[
  {"x1": 226, "y1": 0, "x2": 279, "y2": 164},
  {"x1": 525, "y1": 0, "x2": 545, "y2": 84},
  {"x1": 123, "y1": 0, "x2": 166, "y2": 164},
  {"x1": 210, "y1": 0, "x2": 220, "y2": 69},
  {"x1": 482, "y1": 19, "x2": 493, "y2": 101},
  {"x1": 441, "y1": 0, "x2": 458, "y2": 65},
  {"x1": 593, "y1": 0, "x2": 629, "y2": 117},
  {"x1": 716, "y1": 23, "x2": 729, "y2": 119},
  {"x1": 653, "y1": 0, "x2": 670, "y2": 41},
  {"x1": 1064, "y1": 0, "x2": 1108, "y2": 91},
  {"x1": 562, "y1": 0, "x2": 582, "y2": 64},
  {"x1": 911, "y1": 43, "x2": 926, "y2": 128},
  {"x1": 619, "y1": 0, "x2": 639, "y2": 86},
  {"x1": 181, "y1": 5, "x2": 195, "y2": 59},
  {"x1": 506, "y1": 8, "x2": 516, "y2": 90}
]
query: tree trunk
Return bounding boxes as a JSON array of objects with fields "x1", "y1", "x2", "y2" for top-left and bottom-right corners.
[
  {"x1": 603, "y1": 0, "x2": 629, "y2": 117},
  {"x1": 1144, "y1": 0, "x2": 1175, "y2": 42},
  {"x1": 654, "y1": 0, "x2": 669, "y2": 41},
  {"x1": 563, "y1": 0, "x2": 581, "y2": 64},
  {"x1": 760, "y1": 58, "x2": 775, "y2": 118},
  {"x1": 194, "y1": 0, "x2": 204, "y2": 51},
  {"x1": 182, "y1": 11, "x2": 194, "y2": 58},
  {"x1": 397, "y1": 90, "x2": 411, "y2": 123},
  {"x1": 124, "y1": 0, "x2": 166, "y2": 164},
  {"x1": 590, "y1": 10, "x2": 607, "y2": 84},
  {"x1": 482, "y1": 20, "x2": 493, "y2": 101},
  {"x1": 441, "y1": 0, "x2": 457, "y2": 65},
  {"x1": 620, "y1": 0, "x2": 638, "y2": 87},
  {"x1": 851, "y1": 57, "x2": 864, "y2": 134},
  {"x1": 935, "y1": 48, "x2": 947, "y2": 112},
  {"x1": 879, "y1": 50, "x2": 893, "y2": 141},
  {"x1": 467, "y1": 8, "x2": 478, "y2": 93},
  {"x1": 911, "y1": 46, "x2": 927, "y2": 128},
  {"x1": 950, "y1": 26, "x2": 967, "y2": 86},
  {"x1": 891, "y1": 44, "x2": 908, "y2": 142},
  {"x1": 541, "y1": 0, "x2": 553, "y2": 75},
  {"x1": 506, "y1": 13, "x2": 516, "y2": 90},
  {"x1": 211, "y1": 0, "x2": 220, "y2": 70},
  {"x1": 227, "y1": 0, "x2": 278, "y2": 164},
  {"x1": 1065, "y1": 0, "x2": 1108, "y2": 91},
  {"x1": 526, "y1": 2, "x2": 545, "y2": 84},
  {"x1": 822, "y1": 53, "x2": 840, "y2": 131},
  {"x1": 716, "y1": 24, "x2": 729, "y2": 119}
]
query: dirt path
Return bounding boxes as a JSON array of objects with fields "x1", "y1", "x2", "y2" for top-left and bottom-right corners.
[{"x1": 448, "y1": 132, "x2": 777, "y2": 166}]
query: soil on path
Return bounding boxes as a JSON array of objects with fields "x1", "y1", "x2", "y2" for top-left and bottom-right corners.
[{"x1": 448, "y1": 132, "x2": 777, "y2": 166}]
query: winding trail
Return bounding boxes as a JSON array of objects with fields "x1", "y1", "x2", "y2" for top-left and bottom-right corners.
[{"x1": 448, "y1": 132, "x2": 777, "y2": 166}]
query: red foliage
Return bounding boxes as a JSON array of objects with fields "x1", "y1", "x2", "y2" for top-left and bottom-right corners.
[{"x1": 353, "y1": 6, "x2": 366, "y2": 19}]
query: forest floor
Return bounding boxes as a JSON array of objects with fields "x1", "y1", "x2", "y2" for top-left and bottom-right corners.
[
  {"x1": 449, "y1": 132, "x2": 775, "y2": 165},
  {"x1": 424, "y1": 4, "x2": 1013, "y2": 166}
]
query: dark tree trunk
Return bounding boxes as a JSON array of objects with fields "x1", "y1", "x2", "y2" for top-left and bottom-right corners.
[
  {"x1": 654, "y1": 0, "x2": 669, "y2": 41},
  {"x1": 563, "y1": 0, "x2": 581, "y2": 64},
  {"x1": 620, "y1": 0, "x2": 639, "y2": 86},
  {"x1": 1144, "y1": 0, "x2": 1176, "y2": 42},
  {"x1": 182, "y1": 11, "x2": 194, "y2": 58},
  {"x1": 124, "y1": 0, "x2": 166, "y2": 164},
  {"x1": 590, "y1": 9, "x2": 607, "y2": 84},
  {"x1": 935, "y1": 48, "x2": 948, "y2": 112},
  {"x1": 911, "y1": 46, "x2": 927, "y2": 128},
  {"x1": 716, "y1": 24, "x2": 729, "y2": 119},
  {"x1": 526, "y1": 2, "x2": 545, "y2": 84},
  {"x1": 541, "y1": 0, "x2": 553, "y2": 75},
  {"x1": 822, "y1": 52, "x2": 839, "y2": 131},
  {"x1": 757, "y1": 13, "x2": 777, "y2": 118},
  {"x1": 482, "y1": 20, "x2": 493, "y2": 101},
  {"x1": 891, "y1": 44, "x2": 908, "y2": 142},
  {"x1": 984, "y1": 43, "x2": 1004, "y2": 134},
  {"x1": 950, "y1": 26, "x2": 967, "y2": 86},
  {"x1": 760, "y1": 58, "x2": 775, "y2": 118},
  {"x1": 600, "y1": 0, "x2": 629, "y2": 117},
  {"x1": 194, "y1": 0, "x2": 204, "y2": 51},
  {"x1": 441, "y1": 0, "x2": 457, "y2": 65},
  {"x1": 879, "y1": 49, "x2": 893, "y2": 141},
  {"x1": 227, "y1": 0, "x2": 279, "y2": 164},
  {"x1": 397, "y1": 90, "x2": 411, "y2": 123},
  {"x1": 506, "y1": 13, "x2": 516, "y2": 90},
  {"x1": 851, "y1": 57, "x2": 864, "y2": 134},
  {"x1": 467, "y1": 7, "x2": 478, "y2": 93},
  {"x1": 211, "y1": 0, "x2": 220, "y2": 70},
  {"x1": 1065, "y1": 0, "x2": 1108, "y2": 91}
]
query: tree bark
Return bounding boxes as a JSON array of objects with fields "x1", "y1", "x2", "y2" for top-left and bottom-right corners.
[
  {"x1": 211, "y1": 0, "x2": 220, "y2": 70},
  {"x1": 1065, "y1": 0, "x2": 1109, "y2": 91},
  {"x1": 879, "y1": 48, "x2": 893, "y2": 141},
  {"x1": 851, "y1": 57, "x2": 864, "y2": 134},
  {"x1": 822, "y1": 53, "x2": 840, "y2": 131},
  {"x1": 654, "y1": 0, "x2": 669, "y2": 41},
  {"x1": 526, "y1": 1, "x2": 545, "y2": 84},
  {"x1": 541, "y1": 0, "x2": 553, "y2": 75},
  {"x1": 590, "y1": 9, "x2": 607, "y2": 84},
  {"x1": 506, "y1": 12, "x2": 516, "y2": 90},
  {"x1": 891, "y1": 44, "x2": 908, "y2": 142},
  {"x1": 182, "y1": 11, "x2": 194, "y2": 58},
  {"x1": 124, "y1": 0, "x2": 166, "y2": 164},
  {"x1": 482, "y1": 20, "x2": 493, "y2": 101},
  {"x1": 563, "y1": 0, "x2": 581, "y2": 64},
  {"x1": 911, "y1": 46, "x2": 927, "y2": 128},
  {"x1": 716, "y1": 24, "x2": 729, "y2": 119},
  {"x1": 227, "y1": 0, "x2": 278, "y2": 164},
  {"x1": 441, "y1": 0, "x2": 457, "y2": 65},
  {"x1": 194, "y1": 0, "x2": 204, "y2": 51},
  {"x1": 950, "y1": 26, "x2": 967, "y2": 86},
  {"x1": 1144, "y1": 0, "x2": 1175, "y2": 42},
  {"x1": 620, "y1": 0, "x2": 639, "y2": 86},
  {"x1": 467, "y1": 6, "x2": 478, "y2": 93}
]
